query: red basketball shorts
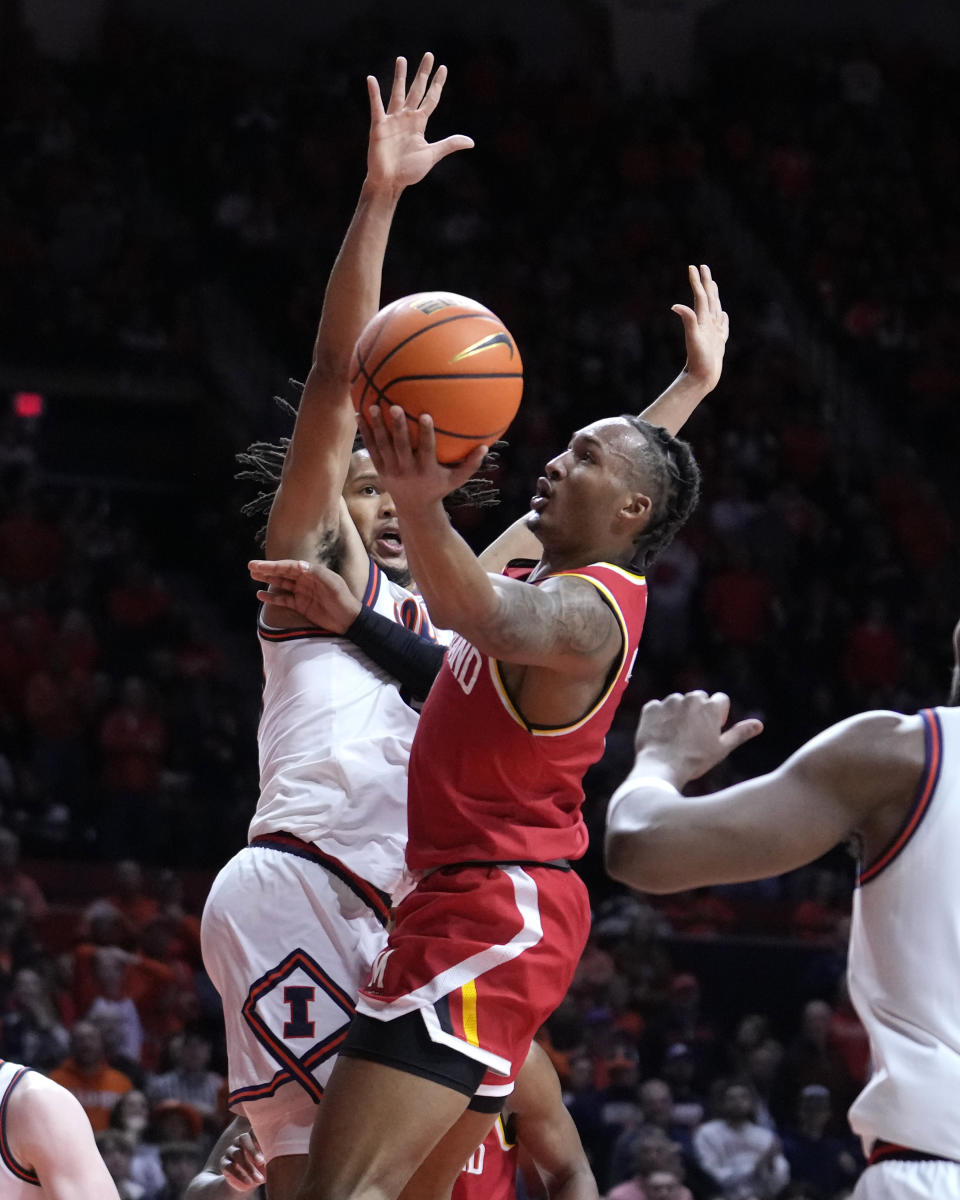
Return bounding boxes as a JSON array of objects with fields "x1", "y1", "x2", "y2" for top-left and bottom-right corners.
[{"x1": 354, "y1": 863, "x2": 591, "y2": 1098}]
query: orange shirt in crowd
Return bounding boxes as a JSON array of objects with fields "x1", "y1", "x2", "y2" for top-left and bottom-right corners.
[{"x1": 48, "y1": 1058, "x2": 133, "y2": 1130}]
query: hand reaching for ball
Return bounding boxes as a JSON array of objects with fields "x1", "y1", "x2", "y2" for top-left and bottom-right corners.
[{"x1": 361, "y1": 404, "x2": 489, "y2": 512}]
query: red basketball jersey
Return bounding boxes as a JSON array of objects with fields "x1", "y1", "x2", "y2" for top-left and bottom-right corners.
[
  {"x1": 406, "y1": 561, "x2": 647, "y2": 870},
  {"x1": 454, "y1": 1114, "x2": 518, "y2": 1200}
]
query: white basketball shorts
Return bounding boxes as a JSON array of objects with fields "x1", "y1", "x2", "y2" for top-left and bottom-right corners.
[
  {"x1": 854, "y1": 1159, "x2": 960, "y2": 1199},
  {"x1": 200, "y1": 834, "x2": 391, "y2": 1160}
]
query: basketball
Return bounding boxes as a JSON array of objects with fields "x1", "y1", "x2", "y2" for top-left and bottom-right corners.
[{"x1": 350, "y1": 291, "x2": 523, "y2": 463}]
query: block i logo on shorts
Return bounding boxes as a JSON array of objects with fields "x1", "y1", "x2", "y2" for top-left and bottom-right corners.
[{"x1": 236, "y1": 949, "x2": 355, "y2": 1104}]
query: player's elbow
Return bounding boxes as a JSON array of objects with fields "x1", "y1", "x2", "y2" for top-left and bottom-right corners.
[{"x1": 604, "y1": 828, "x2": 679, "y2": 894}]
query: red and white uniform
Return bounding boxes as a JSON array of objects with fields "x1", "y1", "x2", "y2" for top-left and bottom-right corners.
[
  {"x1": 849, "y1": 706, "x2": 960, "y2": 1198},
  {"x1": 0, "y1": 1060, "x2": 40, "y2": 1195},
  {"x1": 357, "y1": 561, "x2": 647, "y2": 1095},
  {"x1": 202, "y1": 559, "x2": 445, "y2": 1161},
  {"x1": 454, "y1": 1113, "x2": 518, "y2": 1200}
]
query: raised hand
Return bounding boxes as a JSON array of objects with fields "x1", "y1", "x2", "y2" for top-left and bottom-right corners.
[
  {"x1": 633, "y1": 690, "x2": 762, "y2": 786},
  {"x1": 671, "y1": 264, "x2": 729, "y2": 393},
  {"x1": 366, "y1": 53, "x2": 474, "y2": 194}
]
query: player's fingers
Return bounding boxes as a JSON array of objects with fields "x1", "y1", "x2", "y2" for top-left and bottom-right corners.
[
  {"x1": 237, "y1": 1133, "x2": 266, "y2": 1168},
  {"x1": 670, "y1": 303, "x2": 697, "y2": 333},
  {"x1": 430, "y1": 134, "x2": 475, "y2": 162},
  {"x1": 415, "y1": 413, "x2": 438, "y2": 462},
  {"x1": 687, "y1": 263, "x2": 707, "y2": 315},
  {"x1": 386, "y1": 56, "x2": 407, "y2": 114},
  {"x1": 719, "y1": 718, "x2": 764, "y2": 754},
  {"x1": 406, "y1": 51, "x2": 434, "y2": 109},
  {"x1": 707, "y1": 690, "x2": 732, "y2": 726},
  {"x1": 447, "y1": 443, "x2": 489, "y2": 490},
  {"x1": 360, "y1": 406, "x2": 396, "y2": 472},
  {"x1": 221, "y1": 1155, "x2": 260, "y2": 1187},
  {"x1": 387, "y1": 403, "x2": 417, "y2": 465},
  {"x1": 419, "y1": 61, "x2": 448, "y2": 115},
  {"x1": 366, "y1": 74, "x2": 385, "y2": 123}
]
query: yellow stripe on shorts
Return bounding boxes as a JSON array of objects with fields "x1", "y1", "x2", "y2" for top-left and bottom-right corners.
[{"x1": 461, "y1": 980, "x2": 479, "y2": 1047}]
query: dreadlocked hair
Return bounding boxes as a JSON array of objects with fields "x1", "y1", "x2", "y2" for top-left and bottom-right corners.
[
  {"x1": 235, "y1": 381, "x2": 502, "y2": 549},
  {"x1": 621, "y1": 415, "x2": 701, "y2": 571}
]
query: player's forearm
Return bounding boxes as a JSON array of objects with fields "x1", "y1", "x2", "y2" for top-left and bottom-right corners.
[
  {"x1": 638, "y1": 368, "x2": 713, "y2": 436},
  {"x1": 310, "y1": 180, "x2": 402, "y2": 380},
  {"x1": 397, "y1": 504, "x2": 502, "y2": 640},
  {"x1": 184, "y1": 1172, "x2": 241, "y2": 1200}
]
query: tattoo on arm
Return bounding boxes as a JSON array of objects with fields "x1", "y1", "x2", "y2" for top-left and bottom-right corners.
[{"x1": 490, "y1": 576, "x2": 620, "y2": 660}]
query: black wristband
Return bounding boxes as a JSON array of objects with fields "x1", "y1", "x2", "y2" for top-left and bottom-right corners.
[{"x1": 346, "y1": 605, "x2": 445, "y2": 702}]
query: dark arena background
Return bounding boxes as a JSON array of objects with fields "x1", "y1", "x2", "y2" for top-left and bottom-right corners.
[{"x1": 1, "y1": 0, "x2": 958, "y2": 1195}]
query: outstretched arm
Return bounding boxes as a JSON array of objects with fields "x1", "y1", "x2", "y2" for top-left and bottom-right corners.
[
  {"x1": 265, "y1": 53, "x2": 473, "y2": 570},
  {"x1": 8, "y1": 1075, "x2": 121, "y2": 1200},
  {"x1": 477, "y1": 264, "x2": 728, "y2": 572},
  {"x1": 638, "y1": 263, "x2": 729, "y2": 435},
  {"x1": 604, "y1": 692, "x2": 925, "y2": 893}
]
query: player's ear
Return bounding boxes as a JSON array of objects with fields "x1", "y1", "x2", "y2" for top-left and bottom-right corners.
[{"x1": 620, "y1": 491, "x2": 652, "y2": 531}]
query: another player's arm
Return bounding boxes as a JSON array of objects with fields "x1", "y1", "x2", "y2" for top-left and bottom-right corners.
[
  {"x1": 637, "y1": 263, "x2": 728, "y2": 436},
  {"x1": 265, "y1": 54, "x2": 473, "y2": 572},
  {"x1": 605, "y1": 694, "x2": 925, "y2": 892},
  {"x1": 250, "y1": 558, "x2": 446, "y2": 701},
  {"x1": 185, "y1": 1116, "x2": 266, "y2": 1199},
  {"x1": 511, "y1": 1044, "x2": 599, "y2": 1200},
  {"x1": 476, "y1": 264, "x2": 728, "y2": 573},
  {"x1": 7, "y1": 1074, "x2": 122, "y2": 1200}
]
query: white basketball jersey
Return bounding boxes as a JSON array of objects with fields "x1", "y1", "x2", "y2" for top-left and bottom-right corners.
[
  {"x1": 0, "y1": 1060, "x2": 42, "y2": 1195},
  {"x1": 249, "y1": 559, "x2": 446, "y2": 896},
  {"x1": 848, "y1": 706, "x2": 960, "y2": 1160}
]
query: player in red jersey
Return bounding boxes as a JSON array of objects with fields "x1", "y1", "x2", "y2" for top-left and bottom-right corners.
[{"x1": 259, "y1": 364, "x2": 706, "y2": 1198}]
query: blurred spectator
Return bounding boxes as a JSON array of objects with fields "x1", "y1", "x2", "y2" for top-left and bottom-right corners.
[
  {"x1": 111, "y1": 1090, "x2": 168, "y2": 1198},
  {"x1": 660, "y1": 1044, "x2": 705, "y2": 1129},
  {"x1": 781, "y1": 1085, "x2": 860, "y2": 1197},
  {"x1": 0, "y1": 964, "x2": 69, "y2": 1068},
  {"x1": 150, "y1": 1099, "x2": 205, "y2": 1145},
  {"x1": 96, "y1": 1129, "x2": 146, "y2": 1200},
  {"x1": 103, "y1": 861, "x2": 160, "y2": 931},
  {"x1": 693, "y1": 1080, "x2": 790, "y2": 1200},
  {"x1": 49, "y1": 1018, "x2": 134, "y2": 1131},
  {"x1": 0, "y1": 827, "x2": 47, "y2": 919},
  {"x1": 610, "y1": 1080, "x2": 696, "y2": 1187},
  {"x1": 85, "y1": 946, "x2": 146, "y2": 1063},
  {"x1": 0, "y1": 896, "x2": 38, "y2": 1005},
  {"x1": 157, "y1": 1141, "x2": 206, "y2": 1200},
  {"x1": 148, "y1": 1029, "x2": 223, "y2": 1116},
  {"x1": 607, "y1": 1128, "x2": 693, "y2": 1200},
  {"x1": 781, "y1": 1001, "x2": 858, "y2": 1123}
]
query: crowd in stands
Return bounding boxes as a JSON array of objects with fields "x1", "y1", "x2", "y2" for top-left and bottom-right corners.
[{"x1": 1, "y1": 11, "x2": 958, "y2": 1199}]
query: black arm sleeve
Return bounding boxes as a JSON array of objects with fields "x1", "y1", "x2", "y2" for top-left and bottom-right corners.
[{"x1": 346, "y1": 605, "x2": 446, "y2": 703}]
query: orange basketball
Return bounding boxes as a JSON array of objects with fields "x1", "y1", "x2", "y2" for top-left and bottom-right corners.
[{"x1": 350, "y1": 291, "x2": 523, "y2": 463}]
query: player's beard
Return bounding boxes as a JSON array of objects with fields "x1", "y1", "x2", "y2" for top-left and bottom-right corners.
[{"x1": 380, "y1": 560, "x2": 413, "y2": 589}]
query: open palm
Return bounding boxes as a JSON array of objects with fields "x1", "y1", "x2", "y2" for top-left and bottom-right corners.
[{"x1": 366, "y1": 53, "x2": 474, "y2": 191}]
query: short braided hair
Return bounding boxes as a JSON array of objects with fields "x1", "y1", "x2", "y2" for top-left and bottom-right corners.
[
  {"x1": 235, "y1": 382, "x2": 502, "y2": 548},
  {"x1": 620, "y1": 415, "x2": 701, "y2": 571}
]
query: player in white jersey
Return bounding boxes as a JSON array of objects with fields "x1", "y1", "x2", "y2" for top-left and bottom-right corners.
[
  {"x1": 604, "y1": 619, "x2": 960, "y2": 1200},
  {"x1": 200, "y1": 53, "x2": 476, "y2": 1199},
  {"x1": 0, "y1": 1058, "x2": 121, "y2": 1198}
]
